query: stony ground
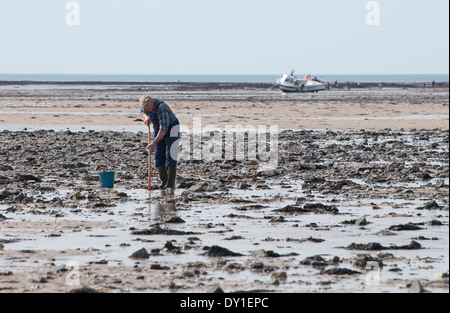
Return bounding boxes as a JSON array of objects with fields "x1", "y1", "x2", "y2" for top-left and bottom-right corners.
[{"x1": 1, "y1": 129, "x2": 448, "y2": 293}]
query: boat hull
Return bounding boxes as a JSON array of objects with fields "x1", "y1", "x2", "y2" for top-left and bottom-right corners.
[{"x1": 279, "y1": 84, "x2": 326, "y2": 93}]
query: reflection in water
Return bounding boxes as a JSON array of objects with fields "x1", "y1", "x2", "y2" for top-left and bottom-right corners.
[{"x1": 148, "y1": 190, "x2": 177, "y2": 222}]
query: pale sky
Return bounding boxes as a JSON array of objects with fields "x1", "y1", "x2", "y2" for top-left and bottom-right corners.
[{"x1": 0, "y1": 0, "x2": 448, "y2": 75}]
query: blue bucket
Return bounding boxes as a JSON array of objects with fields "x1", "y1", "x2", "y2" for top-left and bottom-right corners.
[{"x1": 99, "y1": 172, "x2": 115, "y2": 188}]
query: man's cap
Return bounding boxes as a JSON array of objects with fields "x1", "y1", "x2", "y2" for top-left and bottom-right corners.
[{"x1": 139, "y1": 95, "x2": 153, "y2": 108}]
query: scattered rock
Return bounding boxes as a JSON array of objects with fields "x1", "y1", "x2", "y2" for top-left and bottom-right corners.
[
  {"x1": 131, "y1": 225, "x2": 200, "y2": 236},
  {"x1": 417, "y1": 200, "x2": 444, "y2": 210},
  {"x1": 345, "y1": 241, "x2": 422, "y2": 251},
  {"x1": 164, "y1": 241, "x2": 182, "y2": 253},
  {"x1": 275, "y1": 203, "x2": 338, "y2": 215},
  {"x1": 250, "y1": 249, "x2": 281, "y2": 258},
  {"x1": 388, "y1": 223, "x2": 425, "y2": 231},
  {"x1": 14, "y1": 174, "x2": 41, "y2": 183},
  {"x1": 427, "y1": 220, "x2": 443, "y2": 226},
  {"x1": 189, "y1": 184, "x2": 207, "y2": 193},
  {"x1": 300, "y1": 255, "x2": 326, "y2": 266},
  {"x1": 373, "y1": 230, "x2": 397, "y2": 236},
  {"x1": 395, "y1": 241, "x2": 422, "y2": 250},
  {"x1": 236, "y1": 182, "x2": 252, "y2": 190},
  {"x1": 129, "y1": 248, "x2": 150, "y2": 259},
  {"x1": 250, "y1": 262, "x2": 265, "y2": 270},
  {"x1": 271, "y1": 272, "x2": 287, "y2": 281},
  {"x1": 353, "y1": 254, "x2": 383, "y2": 268},
  {"x1": 322, "y1": 268, "x2": 361, "y2": 275},
  {"x1": 303, "y1": 203, "x2": 339, "y2": 214},
  {"x1": 342, "y1": 217, "x2": 369, "y2": 226},
  {"x1": 274, "y1": 205, "x2": 307, "y2": 213},
  {"x1": 346, "y1": 242, "x2": 386, "y2": 251},
  {"x1": 69, "y1": 287, "x2": 101, "y2": 293},
  {"x1": 0, "y1": 164, "x2": 13, "y2": 171},
  {"x1": 166, "y1": 216, "x2": 185, "y2": 223},
  {"x1": 203, "y1": 245, "x2": 243, "y2": 257},
  {"x1": 356, "y1": 217, "x2": 369, "y2": 226}
]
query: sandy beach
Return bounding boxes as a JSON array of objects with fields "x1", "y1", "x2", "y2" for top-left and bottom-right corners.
[
  {"x1": 0, "y1": 82, "x2": 448, "y2": 293},
  {"x1": 0, "y1": 82, "x2": 448, "y2": 131}
]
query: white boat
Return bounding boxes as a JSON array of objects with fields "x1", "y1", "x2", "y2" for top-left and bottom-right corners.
[{"x1": 277, "y1": 71, "x2": 327, "y2": 93}]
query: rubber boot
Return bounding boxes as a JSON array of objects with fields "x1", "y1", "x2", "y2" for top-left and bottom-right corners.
[
  {"x1": 156, "y1": 166, "x2": 168, "y2": 190},
  {"x1": 164, "y1": 166, "x2": 177, "y2": 190}
]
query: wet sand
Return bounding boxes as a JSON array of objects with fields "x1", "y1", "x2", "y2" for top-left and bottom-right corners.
[
  {"x1": 0, "y1": 82, "x2": 448, "y2": 131},
  {"x1": 0, "y1": 82, "x2": 449, "y2": 293}
]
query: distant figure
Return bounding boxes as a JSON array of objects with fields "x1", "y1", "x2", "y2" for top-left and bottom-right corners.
[
  {"x1": 335, "y1": 80, "x2": 339, "y2": 88},
  {"x1": 432, "y1": 80, "x2": 436, "y2": 88},
  {"x1": 346, "y1": 81, "x2": 351, "y2": 90},
  {"x1": 422, "y1": 82, "x2": 426, "y2": 89},
  {"x1": 327, "y1": 82, "x2": 331, "y2": 91}
]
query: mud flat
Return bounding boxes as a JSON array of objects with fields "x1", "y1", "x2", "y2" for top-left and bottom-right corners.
[{"x1": 0, "y1": 128, "x2": 448, "y2": 293}]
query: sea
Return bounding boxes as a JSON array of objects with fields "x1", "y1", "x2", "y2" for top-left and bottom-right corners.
[{"x1": 0, "y1": 74, "x2": 448, "y2": 83}]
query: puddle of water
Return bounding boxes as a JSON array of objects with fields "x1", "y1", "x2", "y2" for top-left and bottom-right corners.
[{"x1": 1, "y1": 180, "x2": 448, "y2": 293}]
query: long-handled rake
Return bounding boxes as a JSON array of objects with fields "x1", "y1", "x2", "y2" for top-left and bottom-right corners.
[{"x1": 145, "y1": 124, "x2": 154, "y2": 191}]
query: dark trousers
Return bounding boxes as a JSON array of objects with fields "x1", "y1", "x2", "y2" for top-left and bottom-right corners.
[{"x1": 154, "y1": 120, "x2": 180, "y2": 168}]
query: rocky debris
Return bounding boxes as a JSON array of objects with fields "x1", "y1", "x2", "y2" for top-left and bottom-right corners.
[
  {"x1": 250, "y1": 249, "x2": 281, "y2": 258},
  {"x1": 203, "y1": 245, "x2": 243, "y2": 257},
  {"x1": 0, "y1": 127, "x2": 448, "y2": 293},
  {"x1": 427, "y1": 220, "x2": 444, "y2": 226},
  {"x1": 353, "y1": 254, "x2": 384, "y2": 269},
  {"x1": 131, "y1": 225, "x2": 200, "y2": 236},
  {"x1": 164, "y1": 241, "x2": 182, "y2": 254},
  {"x1": 69, "y1": 287, "x2": 101, "y2": 293},
  {"x1": 388, "y1": 223, "x2": 425, "y2": 231},
  {"x1": 165, "y1": 216, "x2": 185, "y2": 223},
  {"x1": 274, "y1": 203, "x2": 338, "y2": 215},
  {"x1": 129, "y1": 248, "x2": 150, "y2": 259},
  {"x1": 0, "y1": 164, "x2": 13, "y2": 171},
  {"x1": 322, "y1": 268, "x2": 361, "y2": 275},
  {"x1": 250, "y1": 262, "x2": 265, "y2": 270},
  {"x1": 373, "y1": 230, "x2": 397, "y2": 236},
  {"x1": 300, "y1": 255, "x2": 330, "y2": 268},
  {"x1": 345, "y1": 242, "x2": 386, "y2": 251},
  {"x1": 271, "y1": 271, "x2": 287, "y2": 281},
  {"x1": 356, "y1": 217, "x2": 369, "y2": 226},
  {"x1": 188, "y1": 184, "x2": 207, "y2": 193},
  {"x1": 417, "y1": 200, "x2": 445, "y2": 210},
  {"x1": 345, "y1": 241, "x2": 422, "y2": 251},
  {"x1": 342, "y1": 217, "x2": 369, "y2": 226},
  {"x1": 14, "y1": 174, "x2": 42, "y2": 183}
]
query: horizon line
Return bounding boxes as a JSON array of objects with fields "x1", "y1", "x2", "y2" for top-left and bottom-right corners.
[{"x1": 1, "y1": 73, "x2": 449, "y2": 76}]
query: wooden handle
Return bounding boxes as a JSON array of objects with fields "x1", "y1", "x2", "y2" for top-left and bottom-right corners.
[{"x1": 147, "y1": 125, "x2": 151, "y2": 188}]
